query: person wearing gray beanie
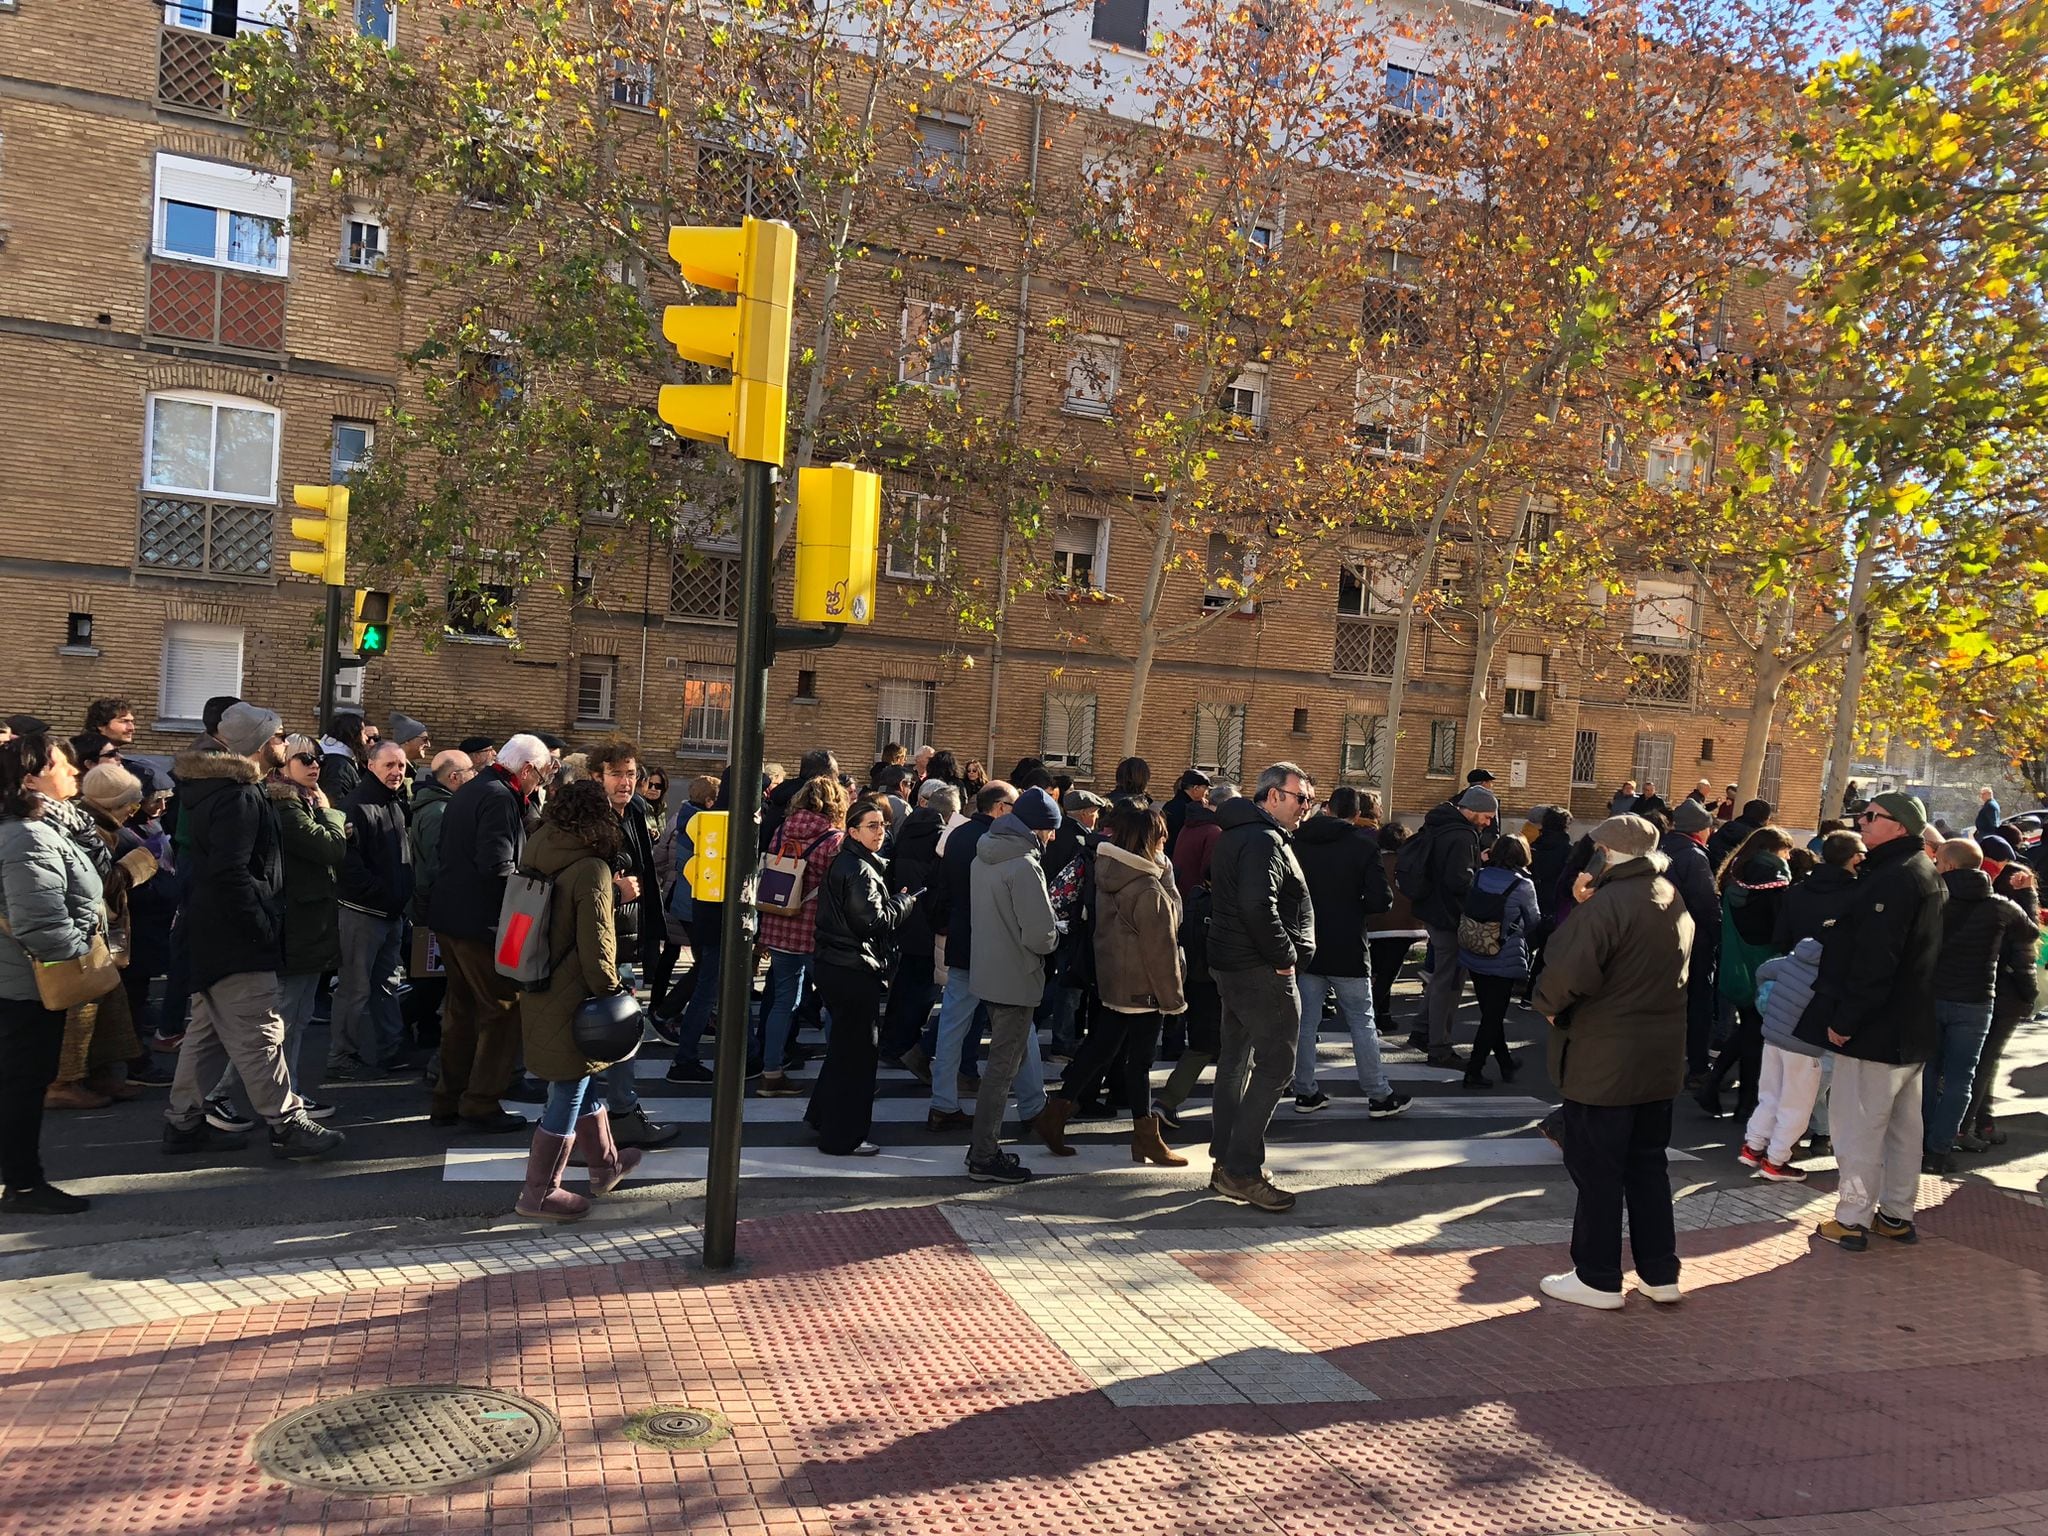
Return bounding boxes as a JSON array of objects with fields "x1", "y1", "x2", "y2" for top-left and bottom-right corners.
[{"x1": 217, "y1": 702, "x2": 283, "y2": 759}]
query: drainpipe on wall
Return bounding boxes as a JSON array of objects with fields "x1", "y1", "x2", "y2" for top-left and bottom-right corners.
[
  {"x1": 987, "y1": 91, "x2": 1044, "y2": 766},
  {"x1": 636, "y1": 522, "x2": 652, "y2": 738}
]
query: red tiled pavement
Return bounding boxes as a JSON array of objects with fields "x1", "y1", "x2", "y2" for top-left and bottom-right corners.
[{"x1": 4, "y1": 1193, "x2": 2048, "y2": 1536}]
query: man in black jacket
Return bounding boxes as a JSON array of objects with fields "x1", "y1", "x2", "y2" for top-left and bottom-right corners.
[
  {"x1": 1663, "y1": 800, "x2": 1722, "y2": 1082},
  {"x1": 591, "y1": 740, "x2": 679, "y2": 1150},
  {"x1": 1798, "y1": 793, "x2": 1944, "y2": 1249},
  {"x1": 922, "y1": 780, "x2": 1015, "y2": 1128},
  {"x1": 163, "y1": 703, "x2": 344, "y2": 1162},
  {"x1": 1408, "y1": 785, "x2": 1497, "y2": 1068},
  {"x1": 1207, "y1": 761, "x2": 1316, "y2": 1212},
  {"x1": 328, "y1": 741, "x2": 415, "y2": 1081},
  {"x1": 1290, "y1": 793, "x2": 1407, "y2": 1117},
  {"x1": 1773, "y1": 830, "x2": 1865, "y2": 949},
  {"x1": 1922, "y1": 839, "x2": 2037, "y2": 1173},
  {"x1": 427, "y1": 732, "x2": 550, "y2": 1132},
  {"x1": 879, "y1": 778, "x2": 956, "y2": 1063},
  {"x1": 1706, "y1": 798, "x2": 1772, "y2": 873}
]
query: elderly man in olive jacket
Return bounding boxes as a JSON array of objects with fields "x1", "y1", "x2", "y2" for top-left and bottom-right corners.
[{"x1": 1531, "y1": 813, "x2": 1694, "y2": 1311}]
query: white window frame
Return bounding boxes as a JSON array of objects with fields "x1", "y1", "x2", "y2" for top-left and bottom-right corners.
[
  {"x1": 908, "y1": 113, "x2": 970, "y2": 194},
  {"x1": 1203, "y1": 531, "x2": 1256, "y2": 612},
  {"x1": 1645, "y1": 434, "x2": 1705, "y2": 491},
  {"x1": 159, "y1": 621, "x2": 245, "y2": 727},
  {"x1": 899, "y1": 297, "x2": 964, "y2": 391},
  {"x1": 1244, "y1": 212, "x2": 1282, "y2": 257},
  {"x1": 1384, "y1": 62, "x2": 1445, "y2": 118},
  {"x1": 1079, "y1": 148, "x2": 1138, "y2": 234},
  {"x1": 1337, "y1": 557, "x2": 1409, "y2": 617},
  {"x1": 330, "y1": 419, "x2": 373, "y2": 483},
  {"x1": 876, "y1": 679, "x2": 936, "y2": 757},
  {"x1": 153, "y1": 153, "x2": 293, "y2": 277},
  {"x1": 1426, "y1": 719, "x2": 1458, "y2": 777},
  {"x1": 145, "y1": 391, "x2": 282, "y2": 505},
  {"x1": 1051, "y1": 515, "x2": 1109, "y2": 592},
  {"x1": 1632, "y1": 730, "x2": 1675, "y2": 790},
  {"x1": 1630, "y1": 577, "x2": 1695, "y2": 648},
  {"x1": 1340, "y1": 713, "x2": 1389, "y2": 788},
  {"x1": 1062, "y1": 335, "x2": 1120, "y2": 418},
  {"x1": 340, "y1": 210, "x2": 387, "y2": 273},
  {"x1": 1041, "y1": 691, "x2": 1098, "y2": 772},
  {"x1": 609, "y1": 53, "x2": 655, "y2": 110},
  {"x1": 1191, "y1": 701, "x2": 1246, "y2": 781},
  {"x1": 355, "y1": 0, "x2": 396, "y2": 45},
  {"x1": 575, "y1": 654, "x2": 618, "y2": 725},
  {"x1": 884, "y1": 491, "x2": 949, "y2": 581},
  {"x1": 1355, "y1": 373, "x2": 1426, "y2": 459},
  {"x1": 164, "y1": 0, "x2": 297, "y2": 35},
  {"x1": 1600, "y1": 422, "x2": 1628, "y2": 474},
  {"x1": 1221, "y1": 364, "x2": 1268, "y2": 435},
  {"x1": 1502, "y1": 652, "x2": 1543, "y2": 720},
  {"x1": 1088, "y1": 0, "x2": 1149, "y2": 50},
  {"x1": 680, "y1": 663, "x2": 735, "y2": 750}
]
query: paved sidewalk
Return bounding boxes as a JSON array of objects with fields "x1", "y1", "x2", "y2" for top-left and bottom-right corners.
[{"x1": 5, "y1": 1180, "x2": 2048, "y2": 1536}]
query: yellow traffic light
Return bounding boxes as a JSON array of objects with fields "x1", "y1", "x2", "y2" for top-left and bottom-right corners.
[
  {"x1": 793, "y1": 463, "x2": 880, "y2": 625},
  {"x1": 683, "y1": 810, "x2": 729, "y2": 903},
  {"x1": 289, "y1": 484, "x2": 350, "y2": 586},
  {"x1": 658, "y1": 218, "x2": 797, "y2": 465}
]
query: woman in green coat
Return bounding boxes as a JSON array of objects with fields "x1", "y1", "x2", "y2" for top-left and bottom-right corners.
[{"x1": 513, "y1": 778, "x2": 641, "y2": 1221}]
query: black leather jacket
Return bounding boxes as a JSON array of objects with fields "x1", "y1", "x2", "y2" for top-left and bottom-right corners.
[
  {"x1": 815, "y1": 840, "x2": 919, "y2": 974},
  {"x1": 1206, "y1": 797, "x2": 1314, "y2": 974}
]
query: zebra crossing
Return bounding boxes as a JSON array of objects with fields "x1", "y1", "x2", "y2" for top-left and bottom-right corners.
[{"x1": 439, "y1": 1035, "x2": 1698, "y2": 1184}]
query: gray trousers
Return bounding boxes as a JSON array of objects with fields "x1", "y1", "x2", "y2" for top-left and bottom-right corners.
[
  {"x1": 168, "y1": 970, "x2": 301, "y2": 1130},
  {"x1": 1208, "y1": 967, "x2": 1301, "y2": 1178},
  {"x1": 1423, "y1": 925, "x2": 1467, "y2": 1049},
  {"x1": 969, "y1": 1002, "x2": 1048, "y2": 1163},
  {"x1": 214, "y1": 969, "x2": 321, "y2": 1104},
  {"x1": 1830, "y1": 1056, "x2": 1924, "y2": 1228},
  {"x1": 330, "y1": 907, "x2": 405, "y2": 1073}
]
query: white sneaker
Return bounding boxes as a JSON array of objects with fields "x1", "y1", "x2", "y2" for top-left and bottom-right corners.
[
  {"x1": 1635, "y1": 1279, "x2": 1683, "y2": 1305},
  {"x1": 1538, "y1": 1271, "x2": 1625, "y2": 1311}
]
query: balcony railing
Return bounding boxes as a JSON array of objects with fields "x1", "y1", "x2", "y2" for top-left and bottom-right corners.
[
  {"x1": 669, "y1": 550, "x2": 740, "y2": 623},
  {"x1": 1333, "y1": 616, "x2": 1399, "y2": 678},
  {"x1": 138, "y1": 495, "x2": 274, "y2": 579},
  {"x1": 1626, "y1": 649, "x2": 1696, "y2": 708},
  {"x1": 147, "y1": 260, "x2": 288, "y2": 353},
  {"x1": 159, "y1": 25, "x2": 231, "y2": 116}
]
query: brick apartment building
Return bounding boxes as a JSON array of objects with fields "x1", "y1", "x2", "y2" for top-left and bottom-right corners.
[{"x1": 0, "y1": 0, "x2": 1825, "y2": 825}]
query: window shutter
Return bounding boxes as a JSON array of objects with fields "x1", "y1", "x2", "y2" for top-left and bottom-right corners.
[
  {"x1": 156, "y1": 154, "x2": 293, "y2": 221},
  {"x1": 160, "y1": 622, "x2": 244, "y2": 723},
  {"x1": 1505, "y1": 653, "x2": 1543, "y2": 690}
]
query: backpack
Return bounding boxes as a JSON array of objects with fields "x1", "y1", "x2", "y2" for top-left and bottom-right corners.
[
  {"x1": 1457, "y1": 876, "x2": 1509, "y2": 957},
  {"x1": 1394, "y1": 826, "x2": 1435, "y2": 904},
  {"x1": 493, "y1": 869, "x2": 555, "y2": 989}
]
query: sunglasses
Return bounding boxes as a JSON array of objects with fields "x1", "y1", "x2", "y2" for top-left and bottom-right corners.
[
  {"x1": 292, "y1": 752, "x2": 320, "y2": 767},
  {"x1": 1858, "y1": 808, "x2": 1893, "y2": 826}
]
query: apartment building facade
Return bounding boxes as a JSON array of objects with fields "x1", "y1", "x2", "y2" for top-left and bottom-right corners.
[{"x1": 0, "y1": 0, "x2": 1826, "y2": 825}]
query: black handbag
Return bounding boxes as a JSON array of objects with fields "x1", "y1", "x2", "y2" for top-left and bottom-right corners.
[{"x1": 572, "y1": 987, "x2": 645, "y2": 1064}]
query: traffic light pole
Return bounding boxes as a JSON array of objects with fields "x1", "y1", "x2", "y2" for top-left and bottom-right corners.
[
  {"x1": 316, "y1": 585, "x2": 345, "y2": 731},
  {"x1": 703, "y1": 459, "x2": 776, "y2": 1272}
]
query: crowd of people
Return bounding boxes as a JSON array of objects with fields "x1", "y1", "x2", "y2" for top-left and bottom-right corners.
[{"x1": 0, "y1": 700, "x2": 2041, "y2": 1314}]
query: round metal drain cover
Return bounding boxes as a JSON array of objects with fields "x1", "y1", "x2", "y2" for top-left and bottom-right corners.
[
  {"x1": 253, "y1": 1386, "x2": 558, "y2": 1494},
  {"x1": 624, "y1": 1404, "x2": 732, "y2": 1450}
]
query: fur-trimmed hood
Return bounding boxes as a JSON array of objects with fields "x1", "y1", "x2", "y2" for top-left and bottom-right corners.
[{"x1": 175, "y1": 749, "x2": 260, "y2": 784}]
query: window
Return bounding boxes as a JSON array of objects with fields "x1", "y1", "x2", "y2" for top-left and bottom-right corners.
[
  {"x1": 1759, "y1": 741, "x2": 1784, "y2": 808},
  {"x1": 1052, "y1": 516, "x2": 1108, "y2": 592},
  {"x1": 1630, "y1": 578, "x2": 1695, "y2": 647},
  {"x1": 1632, "y1": 731, "x2": 1675, "y2": 790},
  {"x1": 1427, "y1": 719, "x2": 1458, "y2": 777},
  {"x1": 160, "y1": 621, "x2": 243, "y2": 726},
  {"x1": 1221, "y1": 364, "x2": 1267, "y2": 434},
  {"x1": 696, "y1": 139, "x2": 799, "y2": 223},
  {"x1": 341, "y1": 212, "x2": 386, "y2": 273},
  {"x1": 1519, "y1": 497, "x2": 1558, "y2": 558},
  {"x1": 604, "y1": 252, "x2": 645, "y2": 295},
  {"x1": 1042, "y1": 691, "x2": 1097, "y2": 772},
  {"x1": 576, "y1": 655, "x2": 617, "y2": 725},
  {"x1": 163, "y1": 0, "x2": 295, "y2": 37},
  {"x1": 1337, "y1": 559, "x2": 1406, "y2": 617},
  {"x1": 1361, "y1": 250, "x2": 1426, "y2": 349},
  {"x1": 1502, "y1": 653, "x2": 1543, "y2": 719},
  {"x1": 1079, "y1": 149, "x2": 1137, "y2": 235},
  {"x1": 609, "y1": 53, "x2": 654, "y2": 109},
  {"x1": 884, "y1": 492, "x2": 948, "y2": 581},
  {"x1": 1381, "y1": 63, "x2": 1447, "y2": 160},
  {"x1": 1063, "y1": 335, "x2": 1120, "y2": 418},
  {"x1": 1341, "y1": 713, "x2": 1388, "y2": 787},
  {"x1": 1355, "y1": 373, "x2": 1426, "y2": 459},
  {"x1": 1571, "y1": 728, "x2": 1599, "y2": 787},
  {"x1": 1334, "y1": 560, "x2": 1403, "y2": 677},
  {"x1": 446, "y1": 575, "x2": 517, "y2": 641},
  {"x1": 681, "y1": 665, "x2": 735, "y2": 749},
  {"x1": 908, "y1": 114, "x2": 970, "y2": 194},
  {"x1": 1203, "y1": 532, "x2": 1254, "y2": 612},
  {"x1": 330, "y1": 419, "x2": 373, "y2": 483},
  {"x1": 65, "y1": 613, "x2": 95, "y2": 651},
  {"x1": 153, "y1": 154, "x2": 292, "y2": 276},
  {"x1": 670, "y1": 547, "x2": 740, "y2": 622},
  {"x1": 795, "y1": 668, "x2": 817, "y2": 700},
  {"x1": 1600, "y1": 423, "x2": 1628, "y2": 474},
  {"x1": 1192, "y1": 702, "x2": 1245, "y2": 781},
  {"x1": 462, "y1": 336, "x2": 521, "y2": 409},
  {"x1": 1700, "y1": 737, "x2": 1715, "y2": 763},
  {"x1": 146, "y1": 392, "x2": 280, "y2": 503},
  {"x1": 355, "y1": 0, "x2": 394, "y2": 43},
  {"x1": 1090, "y1": 0, "x2": 1148, "y2": 50},
  {"x1": 876, "y1": 679, "x2": 936, "y2": 757},
  {"x1": 1385, "y1": 63, "x2": 1444, "y2": 117},
  {"x1": 899, "y1": 298, "x2": 964, "y2": 390},
  {"x1": 1244, "y1": 213, "x2": 1282, "y2": 259},
  {"x1": 1645, "y1": 435, "x2": 1704, "y2": 491},
  {"x1": 1291, "y1": 706, "x2": 1310, "y2": 733}
]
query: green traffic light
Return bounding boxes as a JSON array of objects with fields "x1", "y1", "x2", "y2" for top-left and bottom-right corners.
[{"x1": 360, "y1": 624, "x2": 388, "y2": 656}]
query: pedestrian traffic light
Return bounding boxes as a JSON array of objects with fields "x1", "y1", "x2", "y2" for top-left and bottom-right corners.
[
  {"x1": 793, "y1": 463, "x2": 880, "y2": 625},
  {"x1": 683, "y1": 811, "x2": 729, "y2": 903},
  {"x1": 352, "y1": 589, "x2": 392, "y2": 659},
  {"x1": 658, "y1": 218, "x2": 797, "y2": 465},
  {"x1": 289, "y1": 484, "x2": 350, "y2": 586}
]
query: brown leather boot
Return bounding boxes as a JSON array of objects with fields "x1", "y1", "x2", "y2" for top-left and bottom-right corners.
[
  {"x1": 44, "y1": 1081, "x2": 113, "y2": 1111},
  {"x1": 1033, "y1": 1096, "x2": 1077, "y2": 1157},
  {"x1": 1131, "y1": 1112, "x2": 1189, "y2": 1167},
  {"x1": 513, "y1": 1130, "x2": 590, "y2": 1221},
  {"x1": 572, "y1": 1105, "x2": 644, "y2": 1196}
]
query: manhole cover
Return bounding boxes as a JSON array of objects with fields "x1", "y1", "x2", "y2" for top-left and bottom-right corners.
[
  {"x1": 253, "y1": 1386, "x2": 558, "y2": 1494},
  {"x1": 624, "y1": 1404, "x2": 732, "y2": 1450}
]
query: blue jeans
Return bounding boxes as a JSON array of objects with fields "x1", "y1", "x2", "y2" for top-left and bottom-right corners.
[
  {"x1": 1293, "y1": 973, "x2": 1392, "y2": 1098},
  {"x1": 931, "y1": 965, "x2": 988, "y2": 1112},
  {"x1": 599, "y1": 964, "x2": 641, "y2": 1115},
  {"x1": 330, "y1": 908, "x2": 405, "y2": 1071},
  {"x1": 540, "y1": 1074, "x2": 597, "y2": 1136},
  {"x1": 672, "y1": 928, "x2": 722, "y2": 1056},
  {"x1": 1923, "y1": 999, "x2": 1994, "y2": 1154},
  {"x1": 759, "y1": 950, "x2": 811, "y2": 1073},
  {"x1": 1039, "y1": 980, "x2": 1081, "y2": 1056}
]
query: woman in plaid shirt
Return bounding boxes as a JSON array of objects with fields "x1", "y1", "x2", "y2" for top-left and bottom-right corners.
[{"x1": 755, "y1": 777, "x2": 848, "y2": 1097}]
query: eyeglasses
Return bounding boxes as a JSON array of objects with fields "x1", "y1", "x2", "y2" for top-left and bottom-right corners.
[
  {"x1": 292, "y1": 752, "x2": 320, "y2": 767},
  {"x1": 1277, "y1": 787, "x2": 1317, "y2": 808},
  {"x1": 1858, "y1": 808, "x2": 1894, "y2": 826}
]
